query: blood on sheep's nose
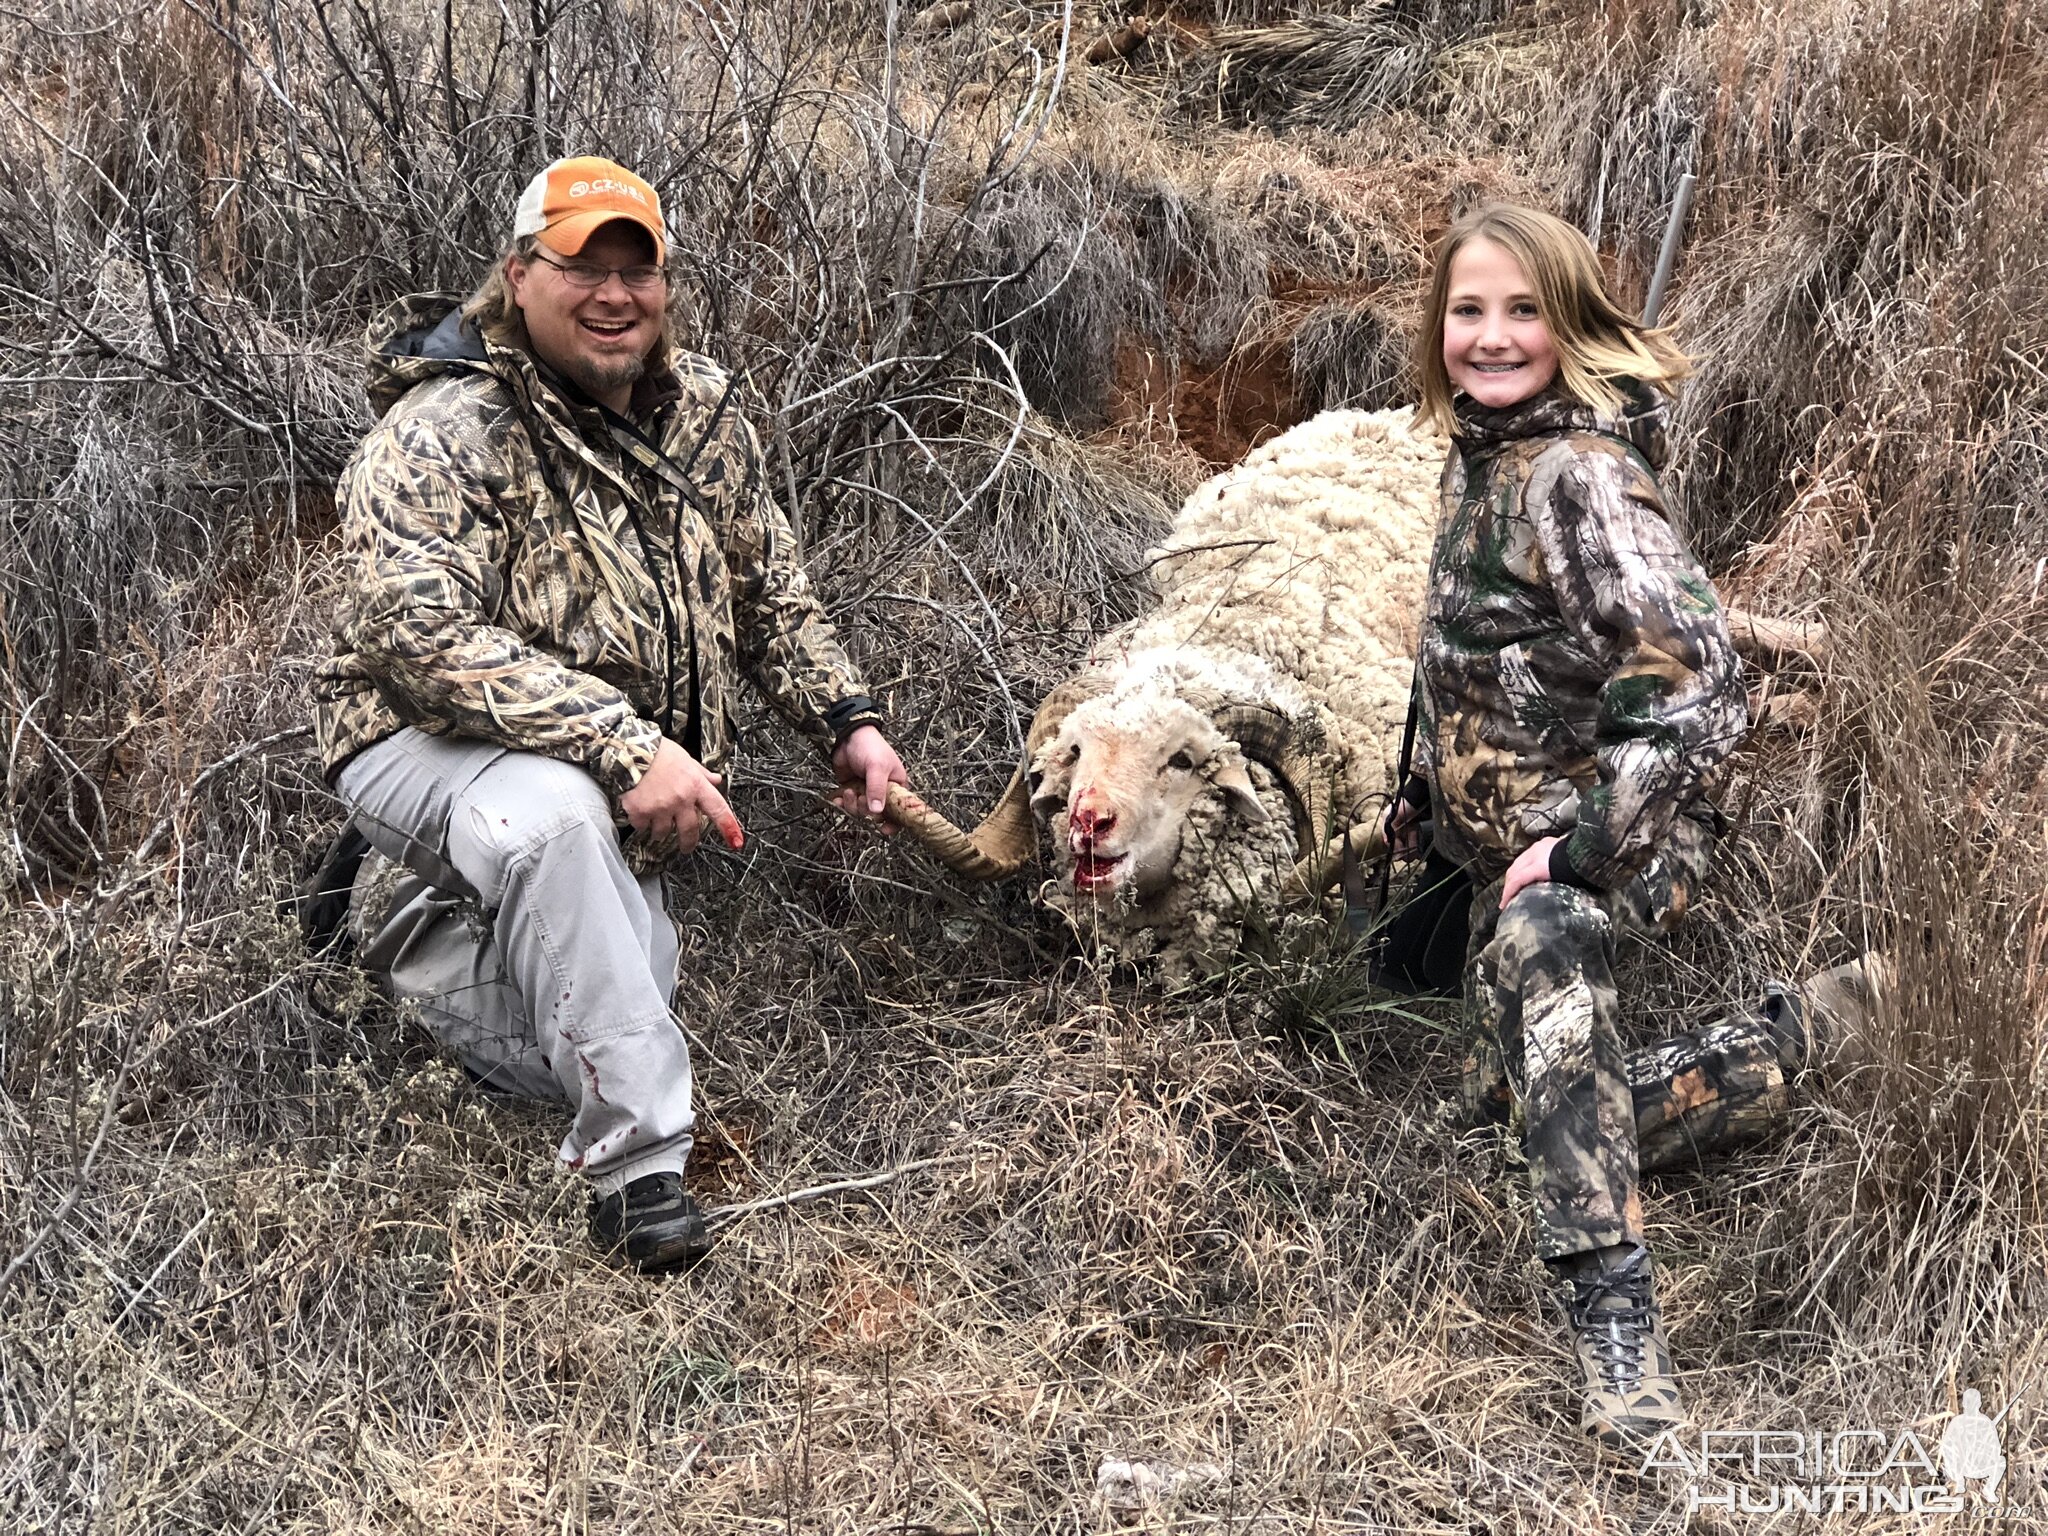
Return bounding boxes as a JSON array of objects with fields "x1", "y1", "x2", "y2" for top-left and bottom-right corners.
[{"x1": 1071, "y1": 803, "x2": 1116, "y2": 841}]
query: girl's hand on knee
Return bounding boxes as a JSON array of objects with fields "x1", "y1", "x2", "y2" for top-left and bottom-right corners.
[{"x1": 1500, "y1": 835, "x2": 1562, "y2": 909}]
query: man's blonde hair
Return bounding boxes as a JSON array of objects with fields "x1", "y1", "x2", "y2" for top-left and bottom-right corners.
[
  {"x1": 462, "y1": 235, "x2": 540, "y2": 339},
  {"x1": 1415, "y1": 203, "x2": 1693, "y2": 433}
]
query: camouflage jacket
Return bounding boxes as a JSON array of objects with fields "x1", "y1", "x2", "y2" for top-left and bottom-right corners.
[
  {"x1": 1416, "y1": 383, "x2": 1747, "y2": 890},
  {"x1": 313, "y1": 296, "x2": 876, "y2": 816}
]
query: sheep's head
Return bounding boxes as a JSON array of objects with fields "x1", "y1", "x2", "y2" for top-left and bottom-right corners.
[
  {"x1": 883, "y1": 665, "x2": 1336, "y2": 915},
  {"x1": 1029, "y1": 692, "x2": 1269, "y2": 901}
]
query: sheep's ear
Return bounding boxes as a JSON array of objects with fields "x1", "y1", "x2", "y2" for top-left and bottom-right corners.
[
  {"x1": 1029, "y1": 750, "x2": 1071, "y2": 813},
  {"x1": 1210, "y1": 759, "x2": 1268, "y2": 822},
  {"x1": 1029, "y1": 769, "x2": 1065, "y2": 813}
]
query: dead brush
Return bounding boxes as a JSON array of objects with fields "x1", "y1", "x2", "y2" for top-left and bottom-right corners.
[
  {"x1": 1196, "y1": 14, "x2": 1442, "y2": 132},
  {"x1": 2, "y1": 0, "x2": 2047, "y2": 1529},
  {"x1": 1787, "y1": 555, "x2": 2048, "y2": 1325},
  {"x1": 1222, "y1": 897, "x2": 1459, "y2": 1072}
]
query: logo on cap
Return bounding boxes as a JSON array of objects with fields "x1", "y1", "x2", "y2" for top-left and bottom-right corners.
[{"x1": 512, "y1": 157, "x2": 666, "y2": 260}]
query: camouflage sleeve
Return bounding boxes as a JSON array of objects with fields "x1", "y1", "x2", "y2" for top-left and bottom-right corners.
[
  {"x1": 337, "y1": 413, "x2": 664, "y2": 797},
  {"x1": 720, "y1": 412, "x2": 872, "y2": 753},
  {"x1": 1533, "y1": 448, "x2": 1749, "y2": 889}
]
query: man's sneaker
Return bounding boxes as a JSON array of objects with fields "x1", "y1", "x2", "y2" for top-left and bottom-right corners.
[
  {"x1": 589, "y1": 1172, "x2": 710, "y2": 1271},
  {"x1": 1554, "y1": 1244, "x2": 1686, "y2": 1450}
]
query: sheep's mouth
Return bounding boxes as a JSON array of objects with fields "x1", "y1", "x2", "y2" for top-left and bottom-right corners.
[{"x1": 1071, "y1": 849, "x2": 1128, "y2": 890}]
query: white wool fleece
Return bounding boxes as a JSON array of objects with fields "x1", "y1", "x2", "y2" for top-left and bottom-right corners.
[
  {"x1": 1047, "y1": 407, "x2": 1447, "y2": 972},
  {"x1": 1103, "y1": 408, "x2": 1442, "y2": 821}
]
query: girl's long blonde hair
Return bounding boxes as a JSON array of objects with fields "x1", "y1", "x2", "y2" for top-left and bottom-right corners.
[{"x1": 1415, "y1": 203, "x2": 1693, "y2": 433}]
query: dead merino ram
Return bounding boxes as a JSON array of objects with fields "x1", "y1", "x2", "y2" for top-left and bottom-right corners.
[
  {"x1": 892, "y1": 407, "x2": 1437, "y2": 974},
  {"x1": 889, "y1": 407, "x2": 1815, "y2": 975}
]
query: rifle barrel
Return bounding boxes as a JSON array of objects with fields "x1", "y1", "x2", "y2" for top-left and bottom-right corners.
[{"x1": 1642, "y1": 172, "x2": 1698, "y2": 328}]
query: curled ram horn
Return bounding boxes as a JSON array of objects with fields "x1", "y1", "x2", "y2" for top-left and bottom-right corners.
[
  {"x1": 1266, "y1": 727, "x2": 1364, "y2": 902},
  {"x1": 886, "y1": 673, "x2": 1110, "y2": 881},
  {"x1": 882, "y1": 780, "x2": 1033, "y2": 881},
  {"x1": 1186, "y1": 692, "x2": 1339, "y2": 863},
  {"x1": 1186, "y1": 692, "x2": 1376, "y2": 902}
]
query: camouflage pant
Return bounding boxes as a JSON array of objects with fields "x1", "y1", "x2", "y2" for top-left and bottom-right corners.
[{"x1": 1459, "y1": 860, "x2": 1791, "y2": 1261}]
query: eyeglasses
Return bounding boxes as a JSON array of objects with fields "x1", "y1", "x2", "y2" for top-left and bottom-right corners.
[{"x1": 529, "y1": 250, "x2": 669, "y2": 291}]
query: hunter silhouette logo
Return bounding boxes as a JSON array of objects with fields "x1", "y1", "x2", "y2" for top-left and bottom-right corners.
[
  {"x1": 1938, "y1": 1390, "x2": 2007, "y2": 1503},
  {"x1": 1644, "y1": 1387, "x2": 2022, "y2": 1515}
]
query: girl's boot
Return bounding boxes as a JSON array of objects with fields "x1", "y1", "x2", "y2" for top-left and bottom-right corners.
[{"x1": 1552, "y1": 1243, "x2": 1686, "y2": 1449}]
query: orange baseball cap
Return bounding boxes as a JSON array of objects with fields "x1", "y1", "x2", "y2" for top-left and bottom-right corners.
[{"x1": 512, "y1": 156, "x2": 667, "y2": 262}]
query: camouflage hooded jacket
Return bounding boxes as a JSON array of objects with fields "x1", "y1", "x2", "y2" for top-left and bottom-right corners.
[
  {"x1": 313, "y1": 295, "x2": 876, "y2": 815},
  {"x1": 1415, "y1": 383, "x2": 1747, "y2": 890}
]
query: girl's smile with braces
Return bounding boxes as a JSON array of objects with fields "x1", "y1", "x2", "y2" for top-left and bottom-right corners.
[{"x1": 1442, "y1": 237, "x2": 1562, "y2": 407}]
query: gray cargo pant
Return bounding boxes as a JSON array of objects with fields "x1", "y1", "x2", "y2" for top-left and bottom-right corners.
[{"x1": 336, "y1": 728, "x2": 691, "y2": 1194}]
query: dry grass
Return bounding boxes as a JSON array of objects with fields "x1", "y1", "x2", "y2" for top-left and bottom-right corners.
[{"x1": 3, "y1": 0, "x2": 2046, "y2": 1529}]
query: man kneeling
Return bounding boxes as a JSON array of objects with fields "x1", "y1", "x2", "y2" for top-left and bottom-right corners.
[{"x1": 312, "y1": 157, "x2": 905, "y2": 1270}]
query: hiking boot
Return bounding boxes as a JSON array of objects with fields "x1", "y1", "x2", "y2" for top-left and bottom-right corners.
[
  {"x1": 1553, "y1": 1244, "x2": 1685, "y2": 1450},
  {"x1": 589, "y1": 1172, "x2": 710, "y2": 1272}
]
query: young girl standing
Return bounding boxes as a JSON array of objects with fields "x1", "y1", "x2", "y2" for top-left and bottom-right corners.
[{"x1": 1392, "y1": 204, "x2": 1770, "y2": 1449}]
